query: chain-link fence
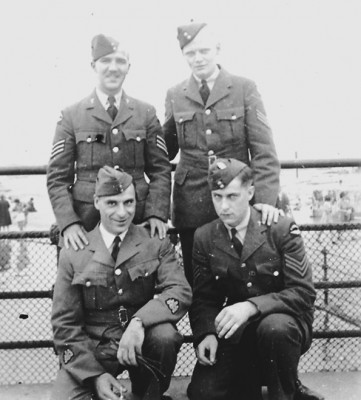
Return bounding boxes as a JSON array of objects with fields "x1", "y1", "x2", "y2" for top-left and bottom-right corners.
[{"x1": 0, "y1": 225, "x2": 360, "y2": 384}]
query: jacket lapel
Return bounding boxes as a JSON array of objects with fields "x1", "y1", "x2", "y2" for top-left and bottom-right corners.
[
  {"x1": 114, "y1": 224, "x2": 142, "y2": 267},
  {"x1": 184, "y1": 76, "x2": 204, "y2": 106},
  {"x1": 206, "y1": 69, "x2": 232, "y2": 108},
  {"x1": 87, "y1": 226, "x2": 114, "y2": 268},
  {"x1": 113, "y1": 92, "x2": 133, "y2": 126},
  {"x1": 86, "y1": 90, "x2": 113, "y2": 124},
  {"x1": 241, "y1": 208, "x2": 267, "y2": 262},
  {"x1": 214, "y1": 220, "x2": 239, "y2": 259}
]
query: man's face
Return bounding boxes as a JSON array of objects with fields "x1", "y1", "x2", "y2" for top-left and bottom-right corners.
[
  {"x1": 182, "y1": 27, "x2": 220, "y2": 80},
  {"x1": 94, "y1": 184, "x2": 136, "y2": 235},
  {"x1": 211, "y1": 177, "x2": 254, "y2": 227},
  {"x1": 92, "y1": 49, "x2": 130, "y2": 95}
]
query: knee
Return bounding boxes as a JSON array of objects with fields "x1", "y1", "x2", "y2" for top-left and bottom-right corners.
[
  {"x1": 145, "y1": 323, "x2": 183, "y2": 353},
  {"x1": 257, "y1": 314, "x2": 302, "y2": 347}
]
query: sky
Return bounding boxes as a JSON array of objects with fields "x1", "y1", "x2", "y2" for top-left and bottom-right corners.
[{"x1": 1, "y1": 0, "x2": 361, "y2": 166}]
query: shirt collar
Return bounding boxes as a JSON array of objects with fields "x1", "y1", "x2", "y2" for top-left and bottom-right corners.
[
  {"x1": 225, "y1": 207, "x2": 251, "y2": 244},
  {"x1": 193, "y1": 66, "x2": 220, "y2": 90},
  {"x1": 99, "y1": 223, "x2": 128, "y2": 250},
  {"x1": 95, "y1": 88, "x2": 122, "y2": 110}
]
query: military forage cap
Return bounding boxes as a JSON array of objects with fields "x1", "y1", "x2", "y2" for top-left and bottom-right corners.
[
  {"x1": 91, "y1": 34, "x2": 119, "y2": 61},
  {"x1": 95, "y1": 166, "x2": 133, "y2": 197},
  {"x1": 177, "y1": 21, "x2": 207, "y2": 49},
  {"x1": 208, "y1": 158, "x2": 249, "y2": 190}
]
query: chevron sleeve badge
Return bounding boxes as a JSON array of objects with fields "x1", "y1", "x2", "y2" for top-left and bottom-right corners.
[
  {"x1": 256, "y1": 109, "x2": 271, "y2": 129},
  {"x1": 51, "y1": 139, "x2": 65, "y2": 159},
  {"x1": 284, "y1": 253, "x2": 310, "y2": 278},
  {"x1": 156, "y1": 135, "x2": 168, "y2": 155}
]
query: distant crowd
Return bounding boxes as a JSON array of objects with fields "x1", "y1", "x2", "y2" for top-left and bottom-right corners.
[{"x1": 0, "y1": 194, "x2": 36, "y2": 231}]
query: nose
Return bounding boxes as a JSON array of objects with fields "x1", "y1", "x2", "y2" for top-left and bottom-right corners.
[
  {"x1": 115, "y1": 203, "x2": 127, "y2": 218},
  {"x1": 219, "y1": 198, "x2": 229, "y2": 213},
  {"x1": 194, "y1": 51, "x2": 203, "y2": 63},
  {"x1": 108, "y1": 59, "x2": 118, "y2": 71}
]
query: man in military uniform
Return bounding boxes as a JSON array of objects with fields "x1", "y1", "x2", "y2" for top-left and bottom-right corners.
[
  {"x1": 51, "y1": 166, "x2": 192, "y2": 400},
  {"x1": 47, "y1": 34, "x2": 171, "y2": 251},
  {"x1": 188, "y1": 158, "x2": 320, "y2": 400},
  {"x1": 163, "y1": 22, "x2": 280, "y2": 285}
]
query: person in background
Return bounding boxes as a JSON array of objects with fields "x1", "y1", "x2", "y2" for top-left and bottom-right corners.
[
  {"x1": 188, "y1": 158, "x2": 321, "y2": 400},
  {"x1": 0, "y1": 194, "x2": 12, "y2": 231},
  {"x1": 163, "y1": 21, "x2": 280, "y2": 285},
  {"x1": 51, "y1": 166, "x2": 191, "y2": 400},
  {"x1": 47, "y1": 34, "x2": 171, "y2": 251}
]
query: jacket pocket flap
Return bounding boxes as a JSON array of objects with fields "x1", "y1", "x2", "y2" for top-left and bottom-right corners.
[
  {"x1": 75, "y1": 131, "x2": 106, "y2": 144},
  {"x1": 216, "y1": 107, "x2": 244, "y2": 121},
  {"x1": 255, "y1": 260, "x2": 281, "y2": 277},
  {"x1": 174, "y1": 111, "x2": 195, "y2": 123},
  {"x1": 127, "y1": 258, "x2": 160, "y2": 281},
  {"x1": 123, "y1": 129, "x2": 146, "y2": 141},
  {"x1": 72, "y1": 271, "x2": 108, "y2": 287}
]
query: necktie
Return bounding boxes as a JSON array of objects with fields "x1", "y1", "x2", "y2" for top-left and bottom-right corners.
[
  {"x1": 111, "y1": 236, "x2": 121, "y2": 261},
  {"x1": 107, "y1": 96, "x2": 118, "y2": 120},
  {"x1": 231, "y1": 228, "x2": 243, "y2": 258},
  {"x1": 199, "y1": 79, "x2": 210, "y2": 104}
]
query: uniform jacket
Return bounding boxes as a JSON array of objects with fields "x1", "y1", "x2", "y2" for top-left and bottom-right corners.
[
  {"x1": 47, "y1": 90, "x2": 171, "y2": 233},
  {"x1": 189, "y1": 208, "x2": 316, "y2": 347},
  {"x1": 51, "y1": 224, "x2": 192, "y2": 384},
  {"x1": 163, "y1": 68, "x2": 280, "y2": 229}
]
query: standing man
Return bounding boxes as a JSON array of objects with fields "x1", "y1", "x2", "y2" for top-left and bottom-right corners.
[
  {"x1": 188, "y1": 158, "x2": 318, "y2": 400},
  {"x1": 163, "y1": 22, "x2": 280, "y2": 284},
  {"x1": 51, "y1": 166, "x2": 192, "y2": 400},
  {"x1": 47, "y1": 34, "x2": 171, "y2": 251}
]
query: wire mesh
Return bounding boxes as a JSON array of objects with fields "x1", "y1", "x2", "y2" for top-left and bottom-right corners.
[{"x1": 0, "y1": 226, "x2": 360, "y2": 384}]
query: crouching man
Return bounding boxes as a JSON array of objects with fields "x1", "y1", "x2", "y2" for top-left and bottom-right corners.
[
  {"x1": 51, "y1": 166, "x2": 192, "y2": 400},
  {"x1": 188, "y1": 158, "x2": 318, "y2": 400}
]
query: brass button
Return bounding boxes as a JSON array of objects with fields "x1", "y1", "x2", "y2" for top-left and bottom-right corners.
[
  {"x1": 205, "y1": 109, "x2": 211, "y2": 115},
  {"x1": 273, "y1": 271, "x2": 279, "y2": 277},
  {"x1": 86, "y1": 137, "x2": 92, "y2": 143},
  {"x1": 115, "y1": 269, "x2": 121, "y2": 276},
  {"x1": 241, "y1": 263, "x2": 246, "y2": 268},
  {"x1": 112, "y1": 128, "x2": 119, "y2": 134},
  {"x1": 179, "y1": 118, "x2": 183, "y2": 123},
  {"x1": 145, "y1": 272, "x2": 149, "y2": 277},
  {"x1": 206, "y1": 129, "x2": 212, "y2": 135},
  {"x1": 118, "y1": 289, "x2": 123, "y2": 295},
  {"x1": 136, "y1": 136, "x2": 141, "y2": 142},
  {"x1": 249, "y1": 271, "x2": 256, "y2": 277},
  {"x1": 231, "y1": 115, "x2": 237, "y2": 120},
  {"x1": 113, "y1": 147, "x2": 119, "y2": 153},
  {"x1": 114, "y1": 165, "x2": 120, "y2": 170},
  {"x1": 85, "y1": 281, "x2": 91, "y2": 287},
  {"x1": 208, "y1": 150, "x2": 214, "y2": 156},
  {"x1": 247, "y1": 282, "x2": 252, "y2": 288},
  {"x1": 215, "y1": 275, "x2": 219, "y2": 280}
]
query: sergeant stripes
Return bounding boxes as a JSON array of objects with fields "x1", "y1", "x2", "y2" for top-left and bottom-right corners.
[
  {"x1": 51, "y1": 139, "x2": 65, "y2": 159},
  {"x1": 156, "y1": 135, "x2": 168, "y2": 155}
]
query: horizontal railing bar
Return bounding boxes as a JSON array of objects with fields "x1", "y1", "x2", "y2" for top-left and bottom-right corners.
[
  {"x1": 314, "y1": 281, "x2": 361, "y2": 289},
  {"x1": 0, "y1": 291, "x2": 53, "y2": 300},
  {"x1": 2, "y1": 329, "x2": 361, "y2": 350},
  {"x1": 1, "y1": 159, "x2": 361, "y2": 176}
]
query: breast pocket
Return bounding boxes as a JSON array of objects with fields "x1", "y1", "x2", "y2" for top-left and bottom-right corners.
[
  {"x1": 255, "y1": 260, "x2": 283, "y2": 292},
  {"x1": 72, "y1": 270, "x2": 109, "y2": 309},
  {"x1": 216, "y1": 107, "x2": 245, "y2": 143},
  {"x1": 122, "y1": 129, "x2": 147, "y2": 167},
  {"x1": 75, "y1": 131, "x2": 107, "y2": 168},
  {"x1": 174, "y1": 111, "x2": 196, "y2": 148},
  {"x1": 127, "y1": 258, "x2": 160, "y2": 299}
]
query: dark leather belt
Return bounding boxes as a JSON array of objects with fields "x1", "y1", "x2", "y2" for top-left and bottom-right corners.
[{"x1": 85, "y1": 306, "x2": 137, "y2": 327}]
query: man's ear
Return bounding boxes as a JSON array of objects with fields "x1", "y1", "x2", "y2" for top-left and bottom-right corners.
[
  {"x1": 94, "y1": 195, "x2": 99, "y2": 210},
  {"x1": 91, "y1": 61, "x2": 96, "y2": 70},
  {"x1": 248, "y1": 185, "x2": 255, "y2": 201},
  {"x1": 215, "y1": 42, "x2": 221, "y2": 55}
]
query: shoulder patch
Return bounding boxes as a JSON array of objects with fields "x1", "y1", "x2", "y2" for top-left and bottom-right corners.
[
  {"x1": 63, "y1": 348, "x2": 74, "y2": 364},
  {"x1": 289, "y1": 222, "x2": 301, "y2": 236},
  {"x1": 166, "y1": 298, "x2": 179, "y2": 314}
]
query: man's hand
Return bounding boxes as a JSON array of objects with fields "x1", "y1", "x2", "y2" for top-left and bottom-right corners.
[
  {"x1": 94, "y1": 373, "x2": 126, "y2": 400},
  {"x1": 254, "y1": 203, "x2": 284, "y2": 226},
  {"x1": 63, "y1": 223, "x2": 89, "y2": 251},
  {"x1": 215, "y1": 302, "x2": 258, "y2": 339},
  {"x1": 117, "y1": 318, "x2": 145, "y2": 366},
  {"x1": 139, "y1": 217, "x2": 168, "y2": 239},
  {"x1": 196, "y1": 334, "x2": 218, "y2": 366}
]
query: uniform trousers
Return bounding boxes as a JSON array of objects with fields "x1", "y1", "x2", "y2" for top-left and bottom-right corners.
[
  {"x1": 51, "y1": 323, "x2": 182, "y2": 400},
  {"x1": 188, "y1": 313, "x2": 308, "y2": 400},
  {"x1": 178, "y1": 228, "x2": 196, "y2": 285}
]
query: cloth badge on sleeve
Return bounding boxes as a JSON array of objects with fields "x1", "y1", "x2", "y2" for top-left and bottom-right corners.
[
  {"x1": 51, "y1": 139, "x2": 65, "y2": 159},
  {"x1": 156, "y1": 135, "x2": 168, "y2": 155},
  {"x1": 256, "y1": 109, "x2": 271, "y2": 128},
  {"x1": 284, "y1": 253, "x2": 309, "y2": 277},
  {"x1": 289, "y1": 223, "x2": 301, "y2": 236},
  {"x1": 166, "y1": 298, "x2": 179, "y2": 314},
  {"x1": 63, "y1": 348, "x2": 74, "y2": 364}
]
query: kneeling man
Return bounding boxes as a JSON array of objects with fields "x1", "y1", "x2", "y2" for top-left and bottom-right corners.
[
  {"x1": 188, "y1": 158, "x2": 316, "y2": 400},
  {"x1": 51, "y1": 166, "x2": 192, "y2": 400}
]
